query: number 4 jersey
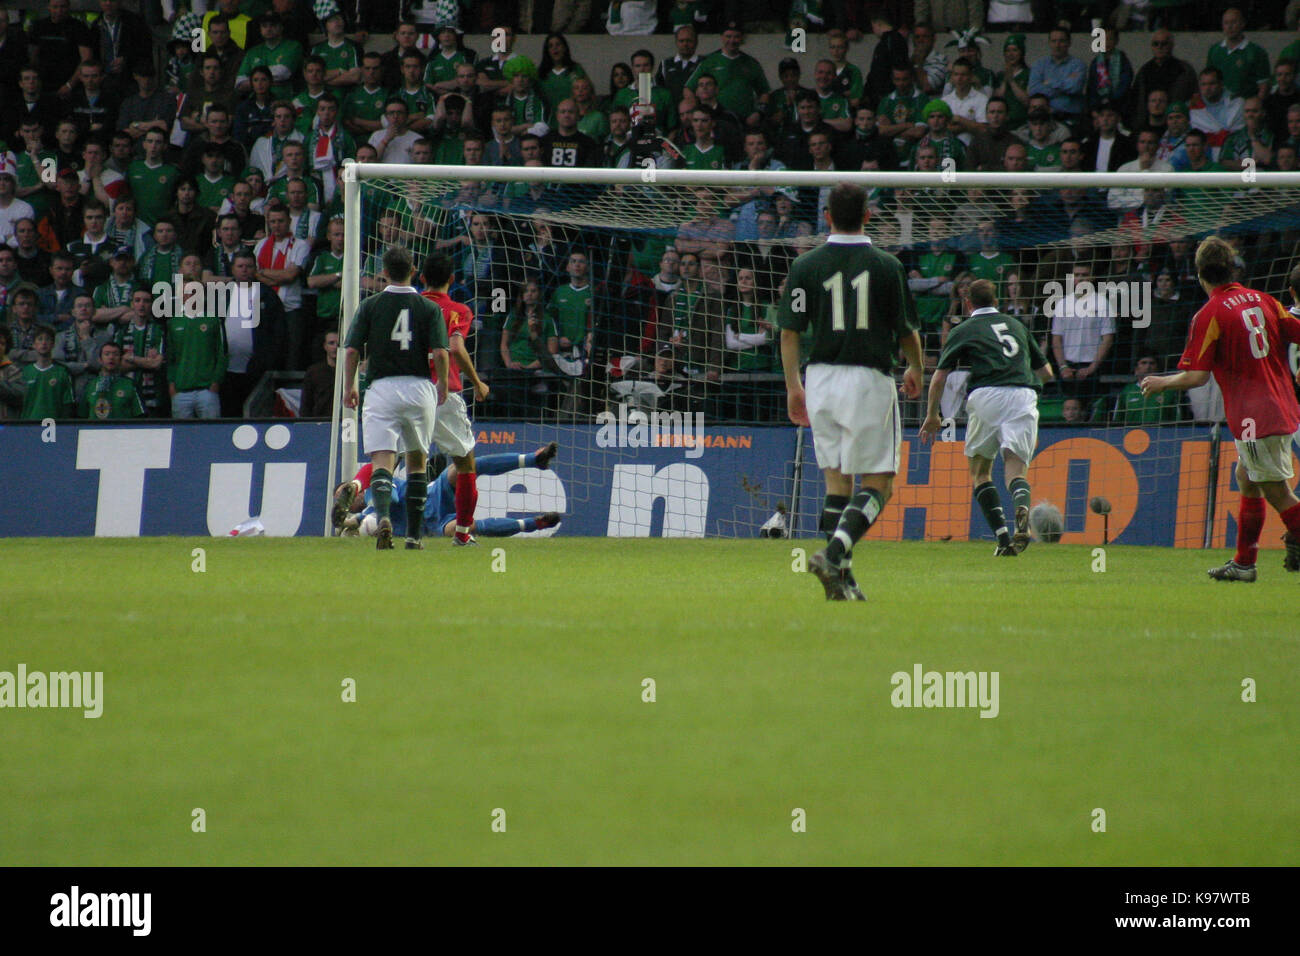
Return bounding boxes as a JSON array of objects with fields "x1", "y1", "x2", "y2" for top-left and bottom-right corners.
[
  {"x1": 346, "y1": 286, "x2": 449, "y2": 383},
  {"x1": 937, "y1": 308, "x2": 1049, "y2": 392},
  {"x1": 1178, "y1": 282, "x2": 1300, "y2": 440}
]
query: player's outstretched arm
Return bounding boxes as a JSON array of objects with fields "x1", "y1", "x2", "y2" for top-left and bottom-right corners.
[
  {"x1": 1035, "y1": 362, "x2": 1054, "y2": 383},
  {"x1": 1141, "y1": 369, "x2": 1209, "y2": 397}
]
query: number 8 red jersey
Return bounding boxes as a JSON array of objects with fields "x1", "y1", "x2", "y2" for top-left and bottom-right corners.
[{"x1": 1178, "y1": 282, "x2": 1300, "y2": 439}]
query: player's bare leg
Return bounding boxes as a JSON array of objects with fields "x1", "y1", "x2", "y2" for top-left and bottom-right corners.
[
  {"x1": 970, "y1": 456, "x2": 1015, "y2": 556},
  {"x1": 1003, "y1": 451, "x2": 1033, "y2": 554},
  {"x1": 369, "y1": 450, "x2": 398, "y2": 550}
]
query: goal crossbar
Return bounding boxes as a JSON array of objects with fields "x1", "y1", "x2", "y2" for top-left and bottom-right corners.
[{"x1": 348, "y1": 163, "x2": 1300, "y2": 190}]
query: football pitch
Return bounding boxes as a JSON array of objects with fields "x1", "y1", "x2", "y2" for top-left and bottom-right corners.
[{"x1": 2, "y1": 537, "x2": 1296, "y2": 866}]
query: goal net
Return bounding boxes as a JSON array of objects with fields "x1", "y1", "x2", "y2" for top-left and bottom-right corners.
[{"x1": 330, "y1": 164, "x2": 1300, "y2": 547}]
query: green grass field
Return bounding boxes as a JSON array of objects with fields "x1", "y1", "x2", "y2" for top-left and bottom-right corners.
[{"x1": 1, "y1": 537, "x2": 1297, "y2": 866}]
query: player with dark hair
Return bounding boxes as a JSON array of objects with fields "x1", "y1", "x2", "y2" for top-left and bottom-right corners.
[
  {"x1": 922, "y1": 278, "x2": 1054, "y2": 555},
  {"x1": 779, "y1": 182, "x2": 924, "y2": 600},
  {"x1": 421, "y1": 252, "x2": 490, "y2": 545},
  {"x1": 342, "y1": 245, "x2": 449, "y2": 550},
  {"x1": 1142, "y1": 236, "x2": 1300, "y2": 580}
]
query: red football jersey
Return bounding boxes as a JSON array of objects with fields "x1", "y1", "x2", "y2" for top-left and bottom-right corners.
[
  {"x1": 1178, "y1": 283, "x2": 1300, "y2": 439},
  {"x1": 422, "y1": 290, "x2": 473, "y2": 392}
]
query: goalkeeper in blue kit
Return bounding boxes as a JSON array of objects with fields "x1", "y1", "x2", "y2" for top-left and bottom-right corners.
[{"x1": 339, "y1": 443, "x2": 563, "y2": 539}]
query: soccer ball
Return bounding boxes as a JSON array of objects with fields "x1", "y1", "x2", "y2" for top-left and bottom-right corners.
[{"x1": 1029, "y1": 503, "x2": 1064, "y2": 543}]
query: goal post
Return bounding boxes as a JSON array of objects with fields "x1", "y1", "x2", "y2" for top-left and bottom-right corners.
[{"x1": 328, "y1": 163, "x2": 1300, "y2": 545}]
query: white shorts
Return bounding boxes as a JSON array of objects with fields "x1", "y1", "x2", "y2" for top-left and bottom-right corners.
[
  {"x1": 432, "y1": 391, "x2": 475, "y2": 458},
  {"x1": 964, "y1": 386, "x2": 1039, "y2": 463},
  {"x1": 362, "y1": 375, "x2": 437, "y2": 455},
  {"x1": 805, "y1": 363, "x2": 901, "y2": 475},
  {"x1": 1235, "y1": 435, "x2": 1296, "y2": 483}
]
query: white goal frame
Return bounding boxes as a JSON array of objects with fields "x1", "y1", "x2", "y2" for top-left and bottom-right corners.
[{"x1": 325, "y1": 162, "x2": 1300, "y2": 535}]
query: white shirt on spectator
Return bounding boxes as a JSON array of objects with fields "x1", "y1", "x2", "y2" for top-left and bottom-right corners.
[
  {"x1": 1051, "y1": 290, "x2": 1116, "y2": 364},
  {"x1": 1108, "y1": 157, "x2": 1174, "y2": 209},
  {"x1": 943, "y1": 87, "x2": 988, "y2": 145},
  {"x1": 0, "y1": 197, "x2": 36, "y2": 247},
  {"x1": 368, "y1": 128, "x2": 422, "y2": 164},
  {"x1": 252, "y1": 234, "x2": 311, "y2": 311}
]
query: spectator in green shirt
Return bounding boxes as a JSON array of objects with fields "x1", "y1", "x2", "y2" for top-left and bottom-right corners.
[
  {"x1": 537, "y1": 33, "x2": 587, "y2": 116},
  {"x1": 1207, "y1": 8, "x2": 1270, "y2": 101},
  {"x1": 685, "y1": 23, "x2": 769, "y2": 129},
  {"x1": 80, "y1": 340, "x2": 144, "y2": 419},
  {"x1": 236, "y1": 12, "x2": 305, "y2": 101},
  {"x1": 1103, "y1": 355, "x2": 1182, "y2": 424},
  {"x1": 20, "y1": 325, "x2": 75, "y2": 419},
  {"x1": 166, "y1": 252, "x2": 227, "y2": 419}
]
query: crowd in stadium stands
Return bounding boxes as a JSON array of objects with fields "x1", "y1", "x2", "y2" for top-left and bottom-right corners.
[{"x1": 1, "y1": 1, "x2": 1298, "y2": 425}]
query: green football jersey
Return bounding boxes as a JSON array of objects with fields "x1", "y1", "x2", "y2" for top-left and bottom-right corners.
[
  {"x1": 21, "y1": 363, "x2": 76, "y2": 419},
  {"x1": 292, "y1": 91, "x2": 326, "y2": 132},
  {"x1": 137, "y1": 247, "x2": 183, "y2": 288},
  {"x1": 545, "y1": 283, "x2": 592, "y2": 344},
  {"x1": 1025, "y1": 141, "x2": 1061, "y2": 170},
  {"x1": 16, "y1": 151, "x2": 56, "y2": 218},
  {"x1": 936, "y1": 310, "x2": 1047, "y2": 392},
  {"x1": 994, "y1": 68, "x2": 1030, "y2": 127},
  {"x1": 267, "y1": 175, "x2": 322, "y2": 208},
  {"x1": 817, "y1": 92, "x2": 851, "y2": 121},
  {"x1": 127, "y1": 161, "x2": 180, "y2": 226},
  {"x1": 239, "y1": 39, "x2": 305, "y2": 100},
  {"x1": 915, "y1": 250, "x2": 957, "y2": 329},
  {"x1": 681, "y1": 141, "x2": 726, "y2": 171},
  {"x1": 345, "y1": 288, "x2": 448, "y2": 381},
  {"x1": 504, "y1": 311, "x2": 558, "y2": 365},
  {"x1": 1207, "y1": 41, "x2": 1270, "y2": 100},
  {"x1": 777, "y1": 237, "x2": 918, "y2": 372},
  {"x1": 878, "y1": 88, "x2": 927, "y2": 126},
  {"x1": 343, "y1": 85, "x2": 389, "y2": 127},
  {"x1": 576, "y1": 109, "x2": 609, "y2": 143},
  {"x1": 312, "y1": 40, "x2": 360, "y2": 77},
  {"x1": 197, "y1": 173, "x2": 237, "y2": 210},
  {"x1": 93, "y1": 277, "x2": 137, "y2": 311},
  {"x1": 309, "y1": 251, "x2": 344, "y2": 322},
  {"x1": 539, "y1": 66, "x2": 586, "y2": 113},
  {"x1": 729, "y1": 302, "x2": 774, "y2": 371},
  {"x1": 395, "y1": 86, "x2": 433, "y2": 120},
  {"x1": 423, "y1": 50, "x2": 470, "y2": 88},
  {"x1": 510, "y1": 92, "x2": 546, "y2": 129},
  {"x1": 686, "y1": 52, "x2": 770, "y2": 120},
  {"x1": 80, "y1": 373, "x2": 144, "y2": 419},
  {"x1": 967, "y1": 251, "x2": 1017, "y2": 286},
  {"x1": 166, "y1": 313, "x2": 228, "y2": 390},
  {"x1": 1107, "y1": 382, "x2": 1181, "y2": 424}
]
